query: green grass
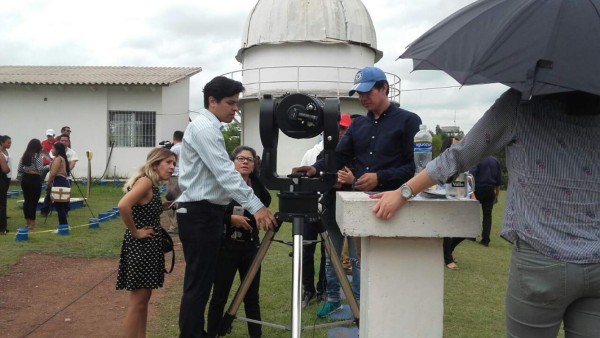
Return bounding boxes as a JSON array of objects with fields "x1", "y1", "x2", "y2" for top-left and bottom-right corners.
[
  {"x1": 0, "y1": 182, "x2": 125, "y2": 274},
  {"x1": 2, "y1": 185, "x2": 523, "y2": 337}
]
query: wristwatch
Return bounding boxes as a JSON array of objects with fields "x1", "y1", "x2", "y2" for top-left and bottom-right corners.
[{"x1": 400, "y1": 183, "x2": 414, "y2": 200}]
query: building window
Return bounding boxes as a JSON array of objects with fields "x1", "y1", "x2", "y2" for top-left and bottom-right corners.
[{"x1": 109, "y1": 111, "x2": 156, "y2": 147}]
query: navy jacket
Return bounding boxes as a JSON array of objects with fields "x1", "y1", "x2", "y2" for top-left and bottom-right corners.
[{"x1": 314, "y1": 103, "x2": 421, "y2": 191}]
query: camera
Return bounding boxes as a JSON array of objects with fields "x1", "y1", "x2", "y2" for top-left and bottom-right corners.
[{"x1": 158, "y1": 140, "x2": 173, "y2": 149}]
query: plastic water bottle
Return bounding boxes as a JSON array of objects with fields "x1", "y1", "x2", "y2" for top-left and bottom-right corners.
[{"x1": 414, "y1": 124, "x2": 432, "y2": 174}]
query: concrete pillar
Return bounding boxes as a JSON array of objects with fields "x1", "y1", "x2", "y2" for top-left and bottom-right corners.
[{"x1": 336, "y1": 192, "x2": 480, "y2": 338}]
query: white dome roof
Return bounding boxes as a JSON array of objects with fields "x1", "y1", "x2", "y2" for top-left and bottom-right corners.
[{"x1": 236, "y1": 0, "x2": 382, "y2": 62}]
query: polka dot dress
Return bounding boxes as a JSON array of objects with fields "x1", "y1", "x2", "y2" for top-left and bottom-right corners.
[{"x1": 116, "y1": 186, "x2": 165, "y2": 291}]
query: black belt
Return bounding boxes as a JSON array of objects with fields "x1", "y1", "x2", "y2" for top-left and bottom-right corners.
[
  {"x1": 223, "y1": 238, "x2": 258, "y2": 248},
  {"x1": 179, "y1": 200, "x2": 226, "y2": 211}
]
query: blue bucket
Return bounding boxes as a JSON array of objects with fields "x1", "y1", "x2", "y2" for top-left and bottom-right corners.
[
  {"x1": 110, "y1": 210, "x2": 119, "y2": 219},
  {"x1": 57, "y1": 224, "x2": 69, "y2": 235},
  {"x1": 88, "y1": 218, "x2": 100, "y2": 229},
  {"x1": 16, "y1": 228, "x2": 29, "y2": 241},
  {"x1": 98, "y1": 212, "x2": 110, "y2": 221}
]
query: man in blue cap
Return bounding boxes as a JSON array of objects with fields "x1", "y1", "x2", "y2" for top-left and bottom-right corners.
[{"x1": 293, "y1": 66, "x2": 422, "y2": 316}]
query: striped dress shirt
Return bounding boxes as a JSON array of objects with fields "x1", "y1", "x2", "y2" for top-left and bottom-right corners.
[
  {"x1": 177, "y1": 108, "x2": 264, "y2": 214},
  {"x1": 427, "y1": 89, "x2": 600, "y2": 264}
]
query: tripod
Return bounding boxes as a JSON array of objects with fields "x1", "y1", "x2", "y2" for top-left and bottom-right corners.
[{"x1": 218, "y1": 191, "x2": 359, "y2": 337}]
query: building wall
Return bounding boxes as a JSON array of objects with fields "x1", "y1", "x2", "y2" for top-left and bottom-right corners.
[
  {"x1": 161, "y1": 80, "x2": 191, "y2": 141},
  {"x1": 0, "y1": 80, "x2": 190, "y2": 180}
]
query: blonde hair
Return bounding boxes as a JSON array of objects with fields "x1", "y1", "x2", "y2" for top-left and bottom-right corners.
[{"x1": 124, "y1": 147, "x2": 176, "y2": 192}]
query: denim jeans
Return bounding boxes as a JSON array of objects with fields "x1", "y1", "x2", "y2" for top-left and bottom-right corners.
[
  {"x1": 505, "y1": 239, "x2": 600, "y2": 338},
  {"x1": 322, "y1": 201, "x2": 360, "y2": 303}
]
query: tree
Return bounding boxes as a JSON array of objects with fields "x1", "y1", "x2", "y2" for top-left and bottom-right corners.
[
  {"x1": 222, "y1": 121, "x2": 241, "y2": 155},
  {"x1": 432, "y1": 133, "x2": 443, "y2": 158}
]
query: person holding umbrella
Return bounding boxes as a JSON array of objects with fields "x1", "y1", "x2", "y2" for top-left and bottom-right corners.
[
  {"x1": 373, "y1": 89, "x2": 600, "y2": 336},
  {"x1": 373, "y1": 1, "x2": 600, "y2": 336}
]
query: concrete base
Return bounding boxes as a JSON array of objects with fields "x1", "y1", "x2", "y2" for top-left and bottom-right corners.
[{"x1": 336, "y1": 192, "x2": 480, "y2": 338}]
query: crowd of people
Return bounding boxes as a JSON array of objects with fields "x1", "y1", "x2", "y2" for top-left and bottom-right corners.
[
  {"x1": 115, "y1": 69, "x2": 477, "y2": 337},
  {"x1": 5, "y1": 60, "x2": 597, "y2": 338},
  {"x1": 0, "y1": 126, "x2": 77, "y2": 234}
]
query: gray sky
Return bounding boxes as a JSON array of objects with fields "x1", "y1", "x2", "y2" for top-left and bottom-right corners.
[{"x1": 0, "y1": 0, "x2": 507, "y2": 132}]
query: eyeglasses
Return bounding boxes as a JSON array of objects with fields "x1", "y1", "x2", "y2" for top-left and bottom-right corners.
[{"x1": 234, "y1": 156, "x2": 254, "y2": 163}]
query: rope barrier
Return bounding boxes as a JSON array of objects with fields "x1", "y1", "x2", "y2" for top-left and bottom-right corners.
[{"x1": 13, "y1": 209, "x2": 119, "y2": 240}]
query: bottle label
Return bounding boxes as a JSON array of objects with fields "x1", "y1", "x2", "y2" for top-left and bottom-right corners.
[{"x1": 414, "y1": 140, "x2": 432, "y2": 153}]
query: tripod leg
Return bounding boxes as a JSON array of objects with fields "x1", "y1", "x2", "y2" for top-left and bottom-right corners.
[
  {"x1": 218, "y1": 220, "x2": 282, "y2": 336},
  {"x1": 317, "y1": 221, "x2": 360, "y2": 325},
  {"x1": 291, "y1": 216, "x2": 304, "y2": 338}
]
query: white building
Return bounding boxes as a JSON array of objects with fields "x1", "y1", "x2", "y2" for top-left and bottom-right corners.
[
  {"x1": 0, "y1": 66, "x2": 200, "y2": 179},
  {"x1": 224, "y1": 0, "x2": 400, "y2": 175}
]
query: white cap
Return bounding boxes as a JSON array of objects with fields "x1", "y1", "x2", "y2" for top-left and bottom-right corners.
[{"x1": 46, "y1": 129, "x2": 55, "y2": 136}]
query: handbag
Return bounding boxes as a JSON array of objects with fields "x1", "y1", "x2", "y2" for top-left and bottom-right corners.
[
  {"x1": 160, "y1": 227, "x2": 175, "y2": 274},
  {"x1": 51, "y1": 186, "x2": 71, "y2": 202}
]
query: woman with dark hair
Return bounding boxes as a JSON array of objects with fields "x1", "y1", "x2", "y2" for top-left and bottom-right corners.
[
  {"x1": 46, "y1": 142, "x2": 71, "y2": 226},
  {"x1": 0, "y1": 135, "x2": 12, "y2": 234},
  {"x1": 206, "y1": 145, "x2": 271, "y2": 338},
  {"x1": 17, "y1": 139, "x2": 48, "y2": 230}
]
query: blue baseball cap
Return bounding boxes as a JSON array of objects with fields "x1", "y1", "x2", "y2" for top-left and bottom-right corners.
[{"x1": 348, "y1": 66, "x2": 387, "y2": 96}]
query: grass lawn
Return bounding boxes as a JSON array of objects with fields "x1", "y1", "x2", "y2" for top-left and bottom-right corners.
[{"x1": 2, "y1": 183, "x2": 524, "y2": 337}]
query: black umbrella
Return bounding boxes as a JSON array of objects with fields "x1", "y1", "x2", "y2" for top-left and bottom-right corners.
[{"x1": 399, "y1": 0, "x2": 600, "y2": 99}]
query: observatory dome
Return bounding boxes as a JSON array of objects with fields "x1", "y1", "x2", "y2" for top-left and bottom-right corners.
[{"x1": 236, "y1": 0, "x2": 382, "y2": 62}]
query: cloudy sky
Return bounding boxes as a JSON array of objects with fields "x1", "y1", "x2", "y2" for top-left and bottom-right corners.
[{"x1": 1, "y1": 0, "x2": 507, "y2": 132}]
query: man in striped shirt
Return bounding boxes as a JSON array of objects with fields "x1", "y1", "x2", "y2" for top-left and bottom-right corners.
[{"x1": 177, "y1": 76, "x2": 277, "y2": 338}]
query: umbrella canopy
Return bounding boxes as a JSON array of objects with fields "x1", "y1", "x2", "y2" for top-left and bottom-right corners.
[{"x1": 399, "y1": 0, "x2": 600, "y2": 99}]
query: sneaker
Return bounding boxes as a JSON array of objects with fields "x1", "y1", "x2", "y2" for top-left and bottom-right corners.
[
  {"x1": 301, "y1": 290, "x2": 315, "y2": 308},
  {"x1": 317, "y1": 301, "x2": 342, "y2": 318}
]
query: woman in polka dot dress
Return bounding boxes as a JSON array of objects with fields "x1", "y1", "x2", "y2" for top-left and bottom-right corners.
[{"x1": 116, "y1": 147, "x2": 176, "y2": 338}]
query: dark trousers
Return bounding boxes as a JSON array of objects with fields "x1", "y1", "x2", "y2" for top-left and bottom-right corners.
[
  {"x1": 207, "y1": 240, "x2": 262, "y2": 338},
  {"x1": 177, "y1": 201, "x2": 226, "y2": 338},
  {"x1": 475, "y1": 185, "x2": 496, "y2": 244},
  {"x1": 21, "y1": 174, "x2": 42, "y2": 221},
  {"x1": 302, "y1": 221, "x2": 326, "y2": 295},
  {"x1": 443, "y1": 237, "x2": 465, "y2": 264},
  {"x1": 0, "y1": 174, "x2": 9, "y2": 232},
  {"x1": 41, "y1": 180, "x2": 72, "y2": 215},
  {"x1": 52, "y1": 176, "x2": 70, "y2": 225}
]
